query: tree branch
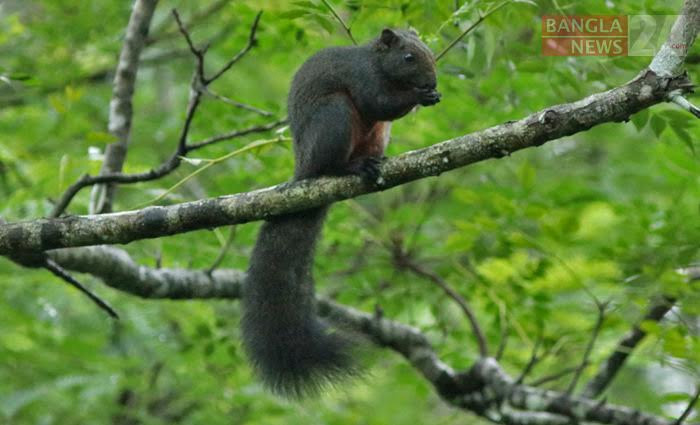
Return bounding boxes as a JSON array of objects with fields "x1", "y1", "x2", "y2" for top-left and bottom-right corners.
[
  {"x1": 392, "y1": 248, "x2": 489, "y2": 358},
  {"x1": 319, "y1": 0, "x2": 357, "y2": 45},
  {"x1": 44, "y1": 258, "x2": 119, "y2": 319},
  {"x1": 649, "y1": 0, "x2": 700, "y2": 77},
  {"x1": 42, "y1": 246, "x2": 683, "y2": 425},
  {"x1": 146, "y1": 0, "x2": 232, "y2": 46},
  {"x1": 463, "y1": 358, "x2": 675, "y2": 425},
  {"x1": 566, "y1": 301, "x2": 607, "y2": 394},
  {"x1": 205, "y1": 11, "x2": 262, "y2": 84},
  {"x1": 89, "y1": 0, "x2": 159, "y2": 215},
  {"x1": 49, "y1": 246, "x2": 242, "y2": 299},
  {"x1": 49, "y1": 118, "x2": 284, "y2": 218},
  {"x1": 6, "y1": 5, "x2": 697, "y2": 424},
  {"x1": 436, "y1": 1, "x2": 509, "y2": 62},
  {"x1": 4, "y1": 69, "x2": 691, "y2": 254},
  {"x1": 203, "y1": 88, "x2": 273, "y2": 117},
  {"x1": 528, "y1": 365, "x2": 582, "y2": 387},
  {"x1": 674, "y1": 386, "x2": 700, "y2": 425},
  {"x1": 186, "y1": 118, "x2": 287, "y2": 150},
  {"x1": 650, "y1": 0, "x2": 700, "y2": 125}
]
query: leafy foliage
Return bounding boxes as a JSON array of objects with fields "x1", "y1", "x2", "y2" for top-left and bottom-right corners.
[{"x1": 0, "y1": 0, "x2": 698, "y2": 423}]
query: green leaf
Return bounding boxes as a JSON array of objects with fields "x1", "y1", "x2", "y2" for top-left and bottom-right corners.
[
  {"x1": 310, "y1": 13, "x2": 335, "y2": 34},
  {"x1": 671, "y1": 125, "x2": 695, "y2": 154},
  {"x1": 279, "y1": 9, "x2": 311, "y2": 19},
  {"x1": 630, "y1": 109, "x2": 649, "y2": 131},
  {"x1": 663, "y1": 392, "x2": 695, "y2": 403},
  {"x1": 650, "y1": 114, "x2": 666, "y2": 137},
  {"x1": 292, "y1": 0, "x2": 324, "y2": 10}
]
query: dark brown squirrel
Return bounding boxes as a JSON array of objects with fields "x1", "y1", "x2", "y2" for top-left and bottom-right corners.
[{"x1": 241, "y1": 28, "x2": 440, "y2": 398}]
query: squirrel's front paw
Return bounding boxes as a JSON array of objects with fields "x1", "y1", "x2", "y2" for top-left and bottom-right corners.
[
  {"x1": 416, "y1": 88, "x2": 441, "y2": 106},
  {"x1": 346, "y1": 156, "x2": 383, "y2": 183}
]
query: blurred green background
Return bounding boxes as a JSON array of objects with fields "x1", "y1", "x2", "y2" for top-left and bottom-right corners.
[{"x1": 1, "y1": 0, "x2": 699, "y2": 423}]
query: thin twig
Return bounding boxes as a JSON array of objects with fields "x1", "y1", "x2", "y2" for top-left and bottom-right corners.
[
  {"x1": 187, "y1": 118, "x2": 287, "y2": 150},
  {"x1": 395, "y1": 248, "x2": 489, "y2": 357},
  {"x1": 436, "y1": 1, "x2": 509, "y2": 61},
  {"x1": 582, "y1": 295, "x2": 675, "y2": 398},
  {"x1": 51, "y1": 154, "x2": 182, "y2": 218},
  {"x1": 45, "y1": 258, "x2": 119, "y2": 319},
  {"x1": 674, "y1": 385, "x2": 700, "y2": 425},
  {"x1": 204, "y1": 88, "x2": 273, "y2": 117},
  {"x1": 320, "y1": 0, "x2": 356, "y2": 45},
  {"x1": 49, "y1": 119, "x2": 284, "y2": 218},
  {"x1": 406, "y1": 181, "x2": 444, "y2": 255},
  {"x1": 147, "y1": 0, "x2": 231, "y2": 46},
  {"x1": 206, "y1": 11, "x2": 262, "y2": 83},
  {"x1": 172, "y1": 9, "x2": 207, "y2": 83},
  {"x1": 134, "y1": 136, "x2": 289, "y2": 208},
  {"x1": 529, "y1": 364, "x2": 585, "y2": 387},
  {"x1": 179, "y1": 79, "x2": 204, "y2": 153},
  {"x1": 206, "y1": 226, "x2": 237, "y2": 274},
  {"x1": 495, "y1": 301, "x2": 509, "y2": 361},
  {"x1": 567, "y1": 301, "x2": 608, "y2": 394},
  {"x1": 515, "y1": 336, "x2": 543, "y2": 384},
  {"x1": 0, "y1": 49, "x2": 195, "y2": 110},
  {"x1": 669, "y1": 91, "x2": 700, "y2": 118}
]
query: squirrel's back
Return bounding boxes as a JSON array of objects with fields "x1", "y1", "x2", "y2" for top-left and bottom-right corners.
[{"x1": 288, "y1": 45, "x2": 371, "y2": 133}]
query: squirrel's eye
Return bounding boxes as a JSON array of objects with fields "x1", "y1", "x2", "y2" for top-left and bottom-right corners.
[{"x1": 403, "y1": 53, "x2": 415, "y2": 63}]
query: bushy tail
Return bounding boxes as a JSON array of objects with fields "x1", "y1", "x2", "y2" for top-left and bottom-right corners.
[{"x1": 241, "y1": 207, "x2": 356, "y2": 398}]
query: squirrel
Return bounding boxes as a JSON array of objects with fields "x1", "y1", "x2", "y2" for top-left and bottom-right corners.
[{"x1": 241, "y1": 28, "x2": 440, "y2": 398}]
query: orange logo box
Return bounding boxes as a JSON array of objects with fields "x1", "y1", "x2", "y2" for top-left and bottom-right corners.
[{"x1": 542, "y1": 15, "x2": 629, "y2": 56}]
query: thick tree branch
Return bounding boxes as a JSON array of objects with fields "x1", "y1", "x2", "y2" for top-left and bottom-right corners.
[
  {"x1": 649, "y1": 0, "x2": 700, "y2": 77},
  {"x1": 650, "y1": 0, "x2": 700, "y2": 119},
  {"x1": 42, "y1": 246, "x2": 682, "y2": 425},
  {"x1": 462, "y1": 358, "x2": 675, "y2": 425},
  {"x1": 2, "y1": 70, "x2": 691, "y2": 254},
  {"x1": 11, "y1": 0, "x2": 700, "y2": 251},
  {"x1": 90, "y1": 0, "x2": 159, "y2": 215},
  {"x1": 49, "y1": 246, "x2": 242, "y2": 299}
]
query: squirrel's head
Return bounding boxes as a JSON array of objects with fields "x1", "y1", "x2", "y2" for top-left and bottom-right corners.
[{"x1": 373, "y1": 28, "x2": 437, "y2": 91}]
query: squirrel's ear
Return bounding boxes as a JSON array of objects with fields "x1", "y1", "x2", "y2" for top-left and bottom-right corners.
[{"x1": 380, "y1": 28, "x2": 399, "y2": 47}]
